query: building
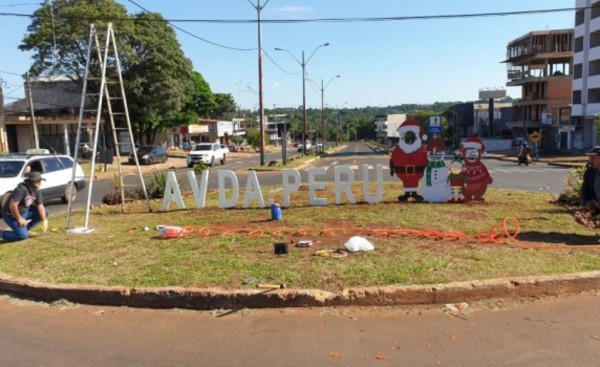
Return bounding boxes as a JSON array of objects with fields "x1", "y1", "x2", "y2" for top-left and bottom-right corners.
[
  {"x1": 448, "y1": 102, "x2": 514, "y2": 151},
  {"x1": 504, "y1": 29, "x2": 574, "y2": 150},
  {"x1": 3, "y1": 77, "x2": 92, "y2": 154},
  {"x1": 572, "y1": 0, "x2": 600, "y2": 149},
  {"x1": 374, "y1": 114, "x2": 407, "y2": 147}
]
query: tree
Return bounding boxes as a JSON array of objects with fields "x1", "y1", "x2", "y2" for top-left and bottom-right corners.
[
  {"x1": 125, "y1": 12, "x2": 194, "y2": 144},
  {"x1": 19, "y1": 0, "x2": 133, "y2": 79},
  {"x1": 20, "y1": 1, "x2": 194, "y2": 145},
  {"x1": 213, "y1": 93, "x2": 237, "y2": 119},
  {"x1": 182, "y1": 72, "x2": 216, "y2": 119}
]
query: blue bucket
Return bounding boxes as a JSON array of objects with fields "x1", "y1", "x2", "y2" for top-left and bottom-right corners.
[{"x1": 271, "y1": 203, "x2": 282, "y2": 221}]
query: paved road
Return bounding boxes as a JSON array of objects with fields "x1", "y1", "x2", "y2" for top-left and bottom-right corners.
[{"x1": 0, "y1": 291, "x2": 598, "y2": 366}]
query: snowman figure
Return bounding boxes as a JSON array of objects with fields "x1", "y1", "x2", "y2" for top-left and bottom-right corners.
[{"x1": 421, "y1": 138, "x2": 451, "y2": 203}]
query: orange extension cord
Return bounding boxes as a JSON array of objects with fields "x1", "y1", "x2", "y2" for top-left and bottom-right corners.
[{"x1": 178, "y1": 217, "x2": 598, "y2": 250}]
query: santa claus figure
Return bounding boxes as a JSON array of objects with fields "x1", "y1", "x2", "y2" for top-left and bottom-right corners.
[
  {"x1": 460, "y1": 137, "x2": 493, "y2": 202},
  {"x1": 421, "y1": 138, "x2": 451, "y2": 203},
  {"x1": 389, "y1": 119, "x2": 428, "y2": 202}
]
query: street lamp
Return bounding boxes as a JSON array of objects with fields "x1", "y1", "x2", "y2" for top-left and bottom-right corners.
[
  {"x1": 320, "y1": 75, "x2": 340, "y2": 149},
  {"x1": 275, "y1": 43, "x2": 330, "y2": 155}
]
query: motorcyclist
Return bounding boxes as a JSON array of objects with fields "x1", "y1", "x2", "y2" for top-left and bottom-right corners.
[{"x1": 518, "y1": 141, "x2": 532, "y2": 165}]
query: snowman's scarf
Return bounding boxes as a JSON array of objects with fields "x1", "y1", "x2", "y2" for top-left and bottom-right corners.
[{"x1": 425, "y1": 160, "x2": 446, "y2": 186}]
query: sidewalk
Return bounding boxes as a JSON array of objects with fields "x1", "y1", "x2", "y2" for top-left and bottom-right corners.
[{"x1": 486, "y1": 150, "x2": 588, "y2": 168}]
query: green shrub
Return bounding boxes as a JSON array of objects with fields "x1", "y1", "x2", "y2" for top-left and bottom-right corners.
[
  {"x1": 147, "y1": 170, "x2": 168, "y2": 199},
  {"x1": 559, "y1": 164, "x2": 587, "y2": 204},
  {"x1": 194, "y1": 162, "x2": 208, "y2": 175}
]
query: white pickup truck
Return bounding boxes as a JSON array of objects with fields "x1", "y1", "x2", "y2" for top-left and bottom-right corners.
[{"x1": 186, "y1": 142, "x2": 227, "y2": 168}]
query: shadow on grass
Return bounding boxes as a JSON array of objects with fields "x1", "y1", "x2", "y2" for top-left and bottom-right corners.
[{"x1": 516, "y1": 231, "x2": 599, "y2": 246}]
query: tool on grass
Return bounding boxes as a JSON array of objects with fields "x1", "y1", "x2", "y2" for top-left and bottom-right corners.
[{"x1": 257, "y1": 283, "x2": 286, "y2": 289}]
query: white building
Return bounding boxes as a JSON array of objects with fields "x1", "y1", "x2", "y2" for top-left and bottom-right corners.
[
  {"x1": 374, "y1": 114, "x2": 407, "y2": 147},
  {"x1": 572, "y1": 0, "x2": 600, "y2": 148}
]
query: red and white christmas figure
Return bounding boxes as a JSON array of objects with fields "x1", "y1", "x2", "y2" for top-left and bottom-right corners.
[
  {"x1": 447, "y1": 157, "x2": 465, "y2": 203},
  {"x1": 459, "y1": 136, "x2": 493, "y2": 202},
  {"x1": 421, "y1": 138, "x2": 450, "y2": 203},
  {"x1": 389, "y1": 119, "x2": 428, "y2": 202}
]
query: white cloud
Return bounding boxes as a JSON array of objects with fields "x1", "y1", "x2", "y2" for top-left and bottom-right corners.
[{"x1": 269, "y1": 82, "x2": 281, "y2": 90}]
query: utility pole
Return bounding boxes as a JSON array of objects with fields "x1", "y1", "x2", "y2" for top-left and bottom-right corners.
[
  {"x1": 274, "y1": 43, "x2": 330, "y2": 155},
  {"x1": 0, "y1": 80, "x2": 7, "y2": 153},
  {"x1": 249, "y1": 0, "x2": 270, "y2": 166},
  {"x1": 26, "y1": 72, "x2": 40, "y2": 149}
]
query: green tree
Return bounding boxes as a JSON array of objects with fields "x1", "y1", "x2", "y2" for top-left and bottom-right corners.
[
  {"x1": 183, "y1": 71, "x2": 216, "y2": 118},
  {"x1": 213, "y1": 93, "x2": 237, "y2": 119},
  {"x1": 19, "y1": 0, "x2": 133, "y2": 78},
  {"x1": 20, "y1": 2, "x2": 194, "y2": 145},
  {"x1": 125, "y1": 12, "x2": 194, "y2": 143}
]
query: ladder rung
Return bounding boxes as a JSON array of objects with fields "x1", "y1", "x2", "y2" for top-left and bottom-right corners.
[
  {"x1": 109, "y1": 97, "x2": 122, "y2": 100},
  {"x1": 86, "y1": 93, "x2": 100, "y2": 97},
  {"x1": 82, "y1": 109, "x2": 98, "y2": 113},
  {"x1": 111, "y1": 112, "x2": 126, "y2": 116}
]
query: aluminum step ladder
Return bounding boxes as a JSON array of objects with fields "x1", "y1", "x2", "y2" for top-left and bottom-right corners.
[{"x1": 66, "y1": 23, "x2": 151, "y2": 234}]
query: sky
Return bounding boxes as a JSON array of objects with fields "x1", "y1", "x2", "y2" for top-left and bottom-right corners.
[{"x1": 0, "y1": 0, "x2": 575, "y2": 110}]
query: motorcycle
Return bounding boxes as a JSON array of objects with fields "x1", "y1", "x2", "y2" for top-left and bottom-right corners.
[{"x1": 517, "y1": 146, "x2": 532, "y2": 166}]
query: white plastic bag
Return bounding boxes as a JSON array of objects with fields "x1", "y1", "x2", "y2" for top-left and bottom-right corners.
[{"x1": 344, "y1": 236, "x2": 375, "y2": 252}]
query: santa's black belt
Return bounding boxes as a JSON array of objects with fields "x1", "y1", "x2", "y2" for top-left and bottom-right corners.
[{"x1": 394, "y1": 165, "x2": 426, "y2": 175}]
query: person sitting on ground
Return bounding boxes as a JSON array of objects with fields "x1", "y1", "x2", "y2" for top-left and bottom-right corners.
[
  {"x1": 1, "y1": 171, "x2": 49, "y2": 242},
  {"x1": 582, "y1": 146, "x2": 600, "y2": 217}
]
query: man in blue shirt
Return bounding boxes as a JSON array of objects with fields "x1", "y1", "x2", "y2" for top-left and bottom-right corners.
[{"x1": 1, "y1": 171, "x2": 49, "y2": 242}]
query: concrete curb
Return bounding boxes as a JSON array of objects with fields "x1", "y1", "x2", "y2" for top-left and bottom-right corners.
[{"x1": 1, "y1": 271, "x2": 599, "y2": 309}]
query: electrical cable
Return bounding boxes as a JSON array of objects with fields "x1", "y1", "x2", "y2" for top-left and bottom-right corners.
[
  {"x1": 185, "y1": 217, "x2": 600, "y2": 249},
  {"x1": 0, "y1": 6, "x2": 587, "y2": 24},
  {"x1": 125, "y1": 0, "x2": 255, "y2": 51}
]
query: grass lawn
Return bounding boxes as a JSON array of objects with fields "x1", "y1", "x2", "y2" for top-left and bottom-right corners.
[{"x1": 0, "y1": 183, "x2": 598, "y2": 291}]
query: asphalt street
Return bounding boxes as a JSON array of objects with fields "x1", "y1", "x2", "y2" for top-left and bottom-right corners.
[{"x1": 0, "y1": 292, "x2": 598, "y2": 366}]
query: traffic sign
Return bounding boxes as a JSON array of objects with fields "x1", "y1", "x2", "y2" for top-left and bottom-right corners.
[
  {"x1": 529, "y1": 131, "x2": 541, "y2": 144},
  {"x1": 429, "y1": 116, "x2": 442, "y2": 134}
]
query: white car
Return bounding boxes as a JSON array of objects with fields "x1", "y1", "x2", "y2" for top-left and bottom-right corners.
[
  {"x1": 0, "y1": 150, "x2": 86, "y2": 208},
  {"x1": 186, "y1": 142, "x2": 227, "y2": 168}
]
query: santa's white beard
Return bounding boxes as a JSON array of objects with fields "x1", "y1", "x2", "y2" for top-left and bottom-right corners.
[{"x1": 398, "y1": 138, "x2": 422, "y2": 154}]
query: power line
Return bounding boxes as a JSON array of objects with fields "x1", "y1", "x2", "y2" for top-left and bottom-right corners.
[
  {"x1": 0, "y1": 2, "x2": 42, "y2": 7},
  {"x1": 0, "y1": 6, "x2": 585, "y2": 24},
  {"x1": 125, "y1": 0, "x2": 255, "y2": 51},
  {"x1": 0, "y1": 69, "x2": 23, "y2": 77},
  {"x1": 263, "y1": 49, "x2": 299, "y2": 75}
]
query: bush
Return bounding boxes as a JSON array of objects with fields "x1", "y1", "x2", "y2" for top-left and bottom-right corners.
[
  {"x1": 558, "y1": 164, "x2": 587, "y2": 204},
  {"x1": 147, "y1": 170, "x2": 168, "y2": 199},
  {"x1": 194, "y1": 162, "x2": 208, "y2": 175}
]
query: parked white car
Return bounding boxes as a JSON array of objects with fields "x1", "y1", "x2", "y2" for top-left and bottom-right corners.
[
  {"x1": 0, "y1": 150, "x2": 86, "y2": 208},
  {"x1": 186, "y1": 142, "x2": 227, "y2": 168}
]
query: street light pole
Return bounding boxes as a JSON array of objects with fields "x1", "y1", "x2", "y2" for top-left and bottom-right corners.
[
  {"x1": 320, "y1": 75, "x2": 340, "y2": 149},
  {"x1": 274, "y1": 43, "x2": 330, "y2": 155}
]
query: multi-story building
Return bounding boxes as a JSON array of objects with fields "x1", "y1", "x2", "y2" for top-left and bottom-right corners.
[
  {"x1": 504, "y1": 29, "x2": 573, "y2": 149},
  {"x1": 374, "y1": 113, "x2": 406, "y2": 147},
  {"x1": 573, "y1": 0, "x2": 600, "y2": 149},
  {"x1": 447, "y1": 102, "x2": 514, "y2": 151}
]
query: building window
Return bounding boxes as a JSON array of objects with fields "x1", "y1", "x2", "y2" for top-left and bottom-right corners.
[
  {"x1": 576, "y1": 9, "x2": 585, "y2": 25},
  {"x1": 588, "y1": 88, "x2": 600, "y2": 103},
  {"x1": 573, "y1": 90, "x2": 582, "y2": 104},
  {"x1": 574, "y1": 63, "x2": 583, "y2": 79},
  {"x1": 593, "y1": 3, "x2": 600, "y2": 19},
  {"x1": 591, "y1": 59, "x2": 600, "y2": 76},
  {"x1": 575, "y1": 36, "x2": 584, "y2": 52},
  {"x1": 591, "y1": 30, "x2": 600, "y2": 48}
]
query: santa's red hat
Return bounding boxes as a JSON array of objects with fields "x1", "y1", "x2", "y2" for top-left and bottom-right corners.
[
  {"x1": 461, "y1": 136, "x2": 485, "y2": 154},
  {"x1": 397, "y1": 119, "x2": 427, "y2": 142}
]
